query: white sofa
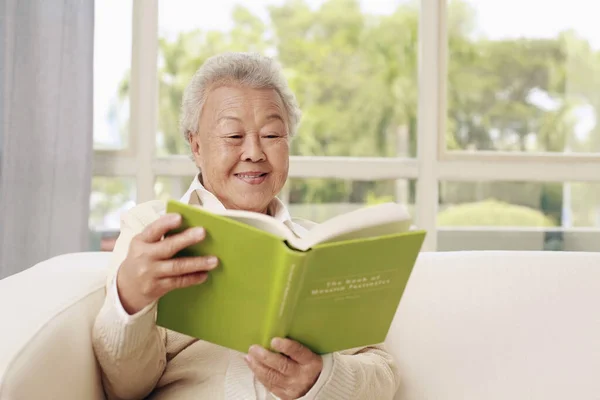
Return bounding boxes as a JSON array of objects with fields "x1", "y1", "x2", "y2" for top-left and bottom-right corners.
[{"x1": 1, "y1": 251, "x2": 599, "y2": 400}]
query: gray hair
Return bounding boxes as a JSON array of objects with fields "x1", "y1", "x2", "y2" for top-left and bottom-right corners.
[{"x1": 180, "y1": 52, "x2": 302, "y2": 143}]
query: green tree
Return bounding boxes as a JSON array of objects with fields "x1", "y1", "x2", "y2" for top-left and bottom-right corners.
[
  {"x1": 448, "y1": 35, "x2": 578, "y2": 152},
  {"x1": 156, "y1": 6, "x2": 270, "y2": 156}
]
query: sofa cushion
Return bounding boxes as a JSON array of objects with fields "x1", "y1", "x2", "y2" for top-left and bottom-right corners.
[
  {"x1": 386, "y1": 251, "x2": 600, "y2": 400},
  {"x1": 0, "y1": 252, "x2": 109, "y2": 400}
]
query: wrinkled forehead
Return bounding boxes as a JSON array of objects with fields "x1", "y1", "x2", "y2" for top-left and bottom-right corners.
[
  {"x1": 201, "y1": 84, "x2": 288, "y2": 126},
  {"x1": 207, "y1": 84, "x2": 285, "y2": 110}
]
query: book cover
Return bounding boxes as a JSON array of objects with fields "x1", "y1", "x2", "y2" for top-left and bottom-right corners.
[{"x1": 156, "y1": 200, "x2": 426, "y2": 354}]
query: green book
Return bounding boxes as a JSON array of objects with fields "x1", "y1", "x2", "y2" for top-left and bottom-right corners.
[{"x1": 156, "y1": 200, "x2": 426, "y2": 355}]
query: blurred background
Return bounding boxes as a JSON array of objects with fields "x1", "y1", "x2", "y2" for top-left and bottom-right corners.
[
  {"x1": 91, "y1": 0, "x2": 600, "y2": 252},
  {"x1": 1, "y1": 0, "x2": 599, "y2": 278}
]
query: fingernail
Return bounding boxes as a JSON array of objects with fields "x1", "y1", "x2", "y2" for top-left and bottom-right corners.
[
  {"x1": 168, "y1": 213, "x2": 181, "y2": 223},
  {"x1": 207, "y1": 256, "x2": 218, "y2": 267},
  {"x1": 271, "y1": 338, "x2": 282, "y2": 348},
  {"x1": 244, "y1": 355, "x2": 251, "y2": 364},
  {"x1": 249, "y1": 345, "x2": 260, "y2": 354},
  {"x1": 190, "y1": 227, "x2": 205, "y2": 239}
]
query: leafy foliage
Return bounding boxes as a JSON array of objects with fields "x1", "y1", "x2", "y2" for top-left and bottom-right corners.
[{"x1": 438, "y1": 199, "x2": 556, "y2": 227}]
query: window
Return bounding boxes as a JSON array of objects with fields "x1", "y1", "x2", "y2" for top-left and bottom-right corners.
[
  {"x1": 286, "y1": 178, "x2": 415, "y2": 223},
  {"x1": 439, "y1": 181, "x2": 600, "y2": 228},
  {"x1": 93, "y1": 0, "x2": 132, "y2": 150},
  {"x1": 156, "y1": 0, "x2": 418, "y2": 158},
  {"x1": 440, "y1": 182, "x2": 558, "y2": 228},
  {"x1": 89, "y1": 177, "x2": 136, "y2": 251},
  {"x1": 92, "y1": 0, "x2": 600, "y2": 253},
  {"x1": 446, "y1": 0, "x2": 600, "y2": 153},
  {"x1": 433, "y1": 154, "x2": 600, "y2": 248},
  {"x1": 155, "y1": 175, "x2": 192, "y2": 202},
  {"x1": 437, "y1": 181, "x2": 600, "y2": 252},
  {"x1": 89, "y1": 177, "x2": 136, "y2": 231},
  {"x1": 91, "y1": 0, "x2": 134, "y2": 250}
]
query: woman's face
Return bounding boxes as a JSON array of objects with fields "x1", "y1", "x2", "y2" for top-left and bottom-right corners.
[{"x1": 190, "y1": 84, "x2": 290, "y2": 213}]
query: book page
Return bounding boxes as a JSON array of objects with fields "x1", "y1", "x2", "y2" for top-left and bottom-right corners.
[
  {"x1": 288, "y1": 202, "x2": 412, "y2": 251},
  {"x1": 190, "y1": 202, "x2": 411, "y2": 252},
  {"x1": 210, "y1": 208, "x2": 299, "y2": 243}
]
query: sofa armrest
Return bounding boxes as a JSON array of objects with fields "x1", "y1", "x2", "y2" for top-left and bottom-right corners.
[{"x1": 0, "y1": 252, "x2": 110, "y2": 400}]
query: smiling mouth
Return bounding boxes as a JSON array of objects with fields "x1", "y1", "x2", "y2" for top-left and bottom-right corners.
[
  {"x1": 234, "y1": 172, "x2": 269, "y2": 184},
  {"x1": 235, "y1": 172, "x2": 268, "y2": 178}
]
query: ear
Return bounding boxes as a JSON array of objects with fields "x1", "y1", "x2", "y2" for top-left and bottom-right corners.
[
  {"x1": 189, "y1": 133, "x2": 203, "y2": 168},
  {"x1": 191, "y1": 132, "x2": 206, "y2": 155}
]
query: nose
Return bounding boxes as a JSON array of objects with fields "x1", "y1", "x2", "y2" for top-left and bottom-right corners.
[{"x1": 241, "y1": 134, "x2": 266, "y2": 162}]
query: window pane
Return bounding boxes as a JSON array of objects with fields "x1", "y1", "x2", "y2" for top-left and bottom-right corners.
[
  {"x1": 155, "y1": 176, "x2": 192, "y2": 201},
  {"x1": 157, "y1": 0, "x2": 418, "y2": 158},
  {"x1": 447, "y1": 0, "x2": 600, "y2": 153},
  {"x1": 287, "y1": 178, "x2": 415, "y2": 223},
  {"x1": 93, "y1": 1, "x2": 131, "y2": 150},
  {"x1": 438, "y1": 181, "x2": 600, "y2": 251},
  {"x1": 89, "y1": 177, "x2": 136, "y2": 251}
]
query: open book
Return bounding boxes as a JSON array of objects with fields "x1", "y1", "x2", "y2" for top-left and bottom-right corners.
[{"x1": 156, "y1": 200, "x2": 426, "y2": 354}]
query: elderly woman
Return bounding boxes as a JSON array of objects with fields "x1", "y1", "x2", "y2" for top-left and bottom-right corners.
[{"x1": 92, "y1": 52, "x2": 400, "y2": 400}]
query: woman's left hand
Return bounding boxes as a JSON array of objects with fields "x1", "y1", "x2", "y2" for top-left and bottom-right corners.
[{"x1": 245, "y1": 338, "x2": 323, "y2": 400}]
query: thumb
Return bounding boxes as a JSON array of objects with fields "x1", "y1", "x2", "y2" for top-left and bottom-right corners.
[{"x1": 271, "y1": 338, "x2": 318, "y2": 365}]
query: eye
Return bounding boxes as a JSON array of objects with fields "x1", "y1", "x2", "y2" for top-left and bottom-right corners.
[
  {"x1": 226, "y1": 133, "x2": 243, "y2": 139},
  {"x1": 263, "y1": 133, "x2": 283, "y2": 139}
]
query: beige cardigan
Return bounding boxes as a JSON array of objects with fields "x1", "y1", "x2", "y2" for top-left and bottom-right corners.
[{"x1": 91, "y1": 193, "x2": 400, "y2": 399}]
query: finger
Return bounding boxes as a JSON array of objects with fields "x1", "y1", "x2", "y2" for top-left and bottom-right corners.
[
  {"x1": 244, "y1": 354, "x2": 288, "y2": 392},
  {"x1": 271, "y1": 338, "x2": 318, "y2": 365},
  {"x1": 158, "y1": 271, "x2": 209, "y2": 292},
  {"x1": 156, "y1": 256, "x2": 219, "y2": 278},
  {"x1": 248, "y1": 345, "x2": 298, "y2": 377},
  {"x1": 150, "y1": 226, "x2": 207, "y2": 259},
  {"x1": 138, "y1": 213, "x2": 182, "y2": 243}
]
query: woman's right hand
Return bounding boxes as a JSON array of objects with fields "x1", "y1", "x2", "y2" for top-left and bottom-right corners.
[{"x1": 116, "y1": 213, "x2": 218, "y2": 315}]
